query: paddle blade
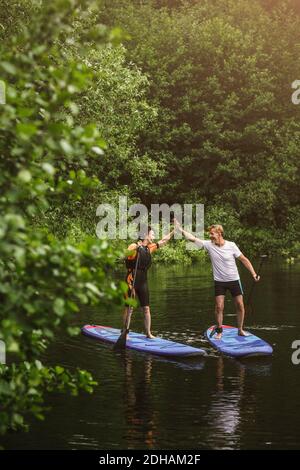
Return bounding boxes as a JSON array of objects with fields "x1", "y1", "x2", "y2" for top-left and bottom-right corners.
[
  {"x1": 113, "y1": 329, "x2": 127, "y2": 350},
  {"x1": 209, "y1": 327, "x2": 216, "y2": 338}
]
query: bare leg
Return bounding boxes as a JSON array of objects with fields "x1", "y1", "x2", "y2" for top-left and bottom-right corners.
[
  {"x1": 122, "y1": 286, "x2": 135, "y2": 335},
  {"x1": 143, "y1": 306, "x2": 155, "y2": 339},
  {"x1": 123, "y1": 306, "x2": 133, "y2": 335},
  {"x1": 234, "y1": 295, "x2": 246, "y2": 336},
  {"x1": 215, "y1": 296, "x2": 225, "y2": 339}
]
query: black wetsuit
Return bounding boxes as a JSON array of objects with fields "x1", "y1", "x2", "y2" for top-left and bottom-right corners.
[{"x1": 125, "y1": 243, "x2": 159, "y2": 307}]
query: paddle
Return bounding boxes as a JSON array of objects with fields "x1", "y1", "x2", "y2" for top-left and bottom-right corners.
[
  {"x1": 113, "y1": 246, "x2": 140, "y2": 350},
  {"x1": 245, "y1": 254, "x2": 268, "y2": 316}
]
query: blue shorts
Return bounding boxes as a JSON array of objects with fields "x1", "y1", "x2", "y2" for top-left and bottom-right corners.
[{"x1": 214, "y1": 280, "x2": 243, "y2": 297}]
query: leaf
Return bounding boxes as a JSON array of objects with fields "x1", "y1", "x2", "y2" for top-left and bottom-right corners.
[
  {"x1": 54, "y1": 366, "x2": 64, "y2": 375},
  {"x1": 12, "y1": 413, "x2": 24, "y2": 426},
  {"x1": 16, "y1": 123, "x2": 37, "y2": 139},
  {"x1": 67, "y1": 327, "x2": 80, "y2": 337},
  {"x1": 91, "y1": 146, "x2": 104, "y2": 155},
  {"x1": 60, "y1": 139, "x2": 73, "y2": 154},
  {"x1": 0, "y1": 61, "x2": 17, "y2": 75},
  {"x1": 35, "y1": 360, "x2": 43, "y2": 370},
  {"x1": 85, "y1": 282, "x2": 101, "y2": 296},
  {"x1": 42, "y1": 163, "x2": 56, "y2": 175},
  {"x1": 17, "y1": 170, "x2": 32, "y2": 183},
  {"x1": 53, "y1": 298, "x2": 65, "y2": 316},
  {"x1": 7, "y1": 341, "x2": 20, "y2": 353}
]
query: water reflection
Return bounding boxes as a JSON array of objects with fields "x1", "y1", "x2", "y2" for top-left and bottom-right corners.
[
  {"x1": 115, "y1": 350, "x2": 208, "y2": 449},
  {"x1": 205, "y1": 357, "x2": 243, "y2": 448},
  {"x1": 113, "y1": 348, "x2": 273, "y2": 450},
  {"x1": 122, "y1": 353, "x2": 157, "y2": 448},
  {"x1": 204, "y1": 356, "x2": 272, "y2": 449}
]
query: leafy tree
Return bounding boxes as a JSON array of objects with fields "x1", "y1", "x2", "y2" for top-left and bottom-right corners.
[{"x1": 97, "y1": 0, "x2": 300, "y2": 255}]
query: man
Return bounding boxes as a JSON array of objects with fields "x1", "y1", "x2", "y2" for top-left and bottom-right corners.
[
  {"x1": 124, "y1": 225, "x2": 174, "y2": 339},
  {"x1": 174, "y1": 221, "x2": 259, "y2": 339}
]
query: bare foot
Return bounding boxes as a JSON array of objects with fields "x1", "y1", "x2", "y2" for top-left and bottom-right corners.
[
  {"x1": 215, "y1": 332, "x2": 222, "y2": 340},
  {"x1": 146, "y1": 333, "x2": 155, "y2": 339},
  {"x1": 238, "y1": 329, "x2": 249, "y2": 337}
]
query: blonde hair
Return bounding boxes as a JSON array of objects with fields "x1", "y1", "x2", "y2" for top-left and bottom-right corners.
[{"x1": 208, "y1": 224, "x2": 224, "y2": 236}]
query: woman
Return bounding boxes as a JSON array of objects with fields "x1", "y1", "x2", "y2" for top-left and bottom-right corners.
[{"x1": 123, "y1": 225, "x2": 174, "y2": 338}]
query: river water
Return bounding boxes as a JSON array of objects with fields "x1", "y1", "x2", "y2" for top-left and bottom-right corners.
[{"x1": 4, "y1": 260, "x2": 300, "y2": 449}]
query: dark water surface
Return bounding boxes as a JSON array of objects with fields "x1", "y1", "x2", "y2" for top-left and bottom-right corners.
[{"x1": 4, "y1": 261, "x2": 300, "y2": 450}]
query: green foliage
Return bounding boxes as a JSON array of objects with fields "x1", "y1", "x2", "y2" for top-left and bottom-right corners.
[
  {"x1": 97, "y1": 0, "x2": 300, "y2": 255},
  {"x1": 0, "y1": 0, "x2": 129, "y2": 438},
  {"x1": 77, "y1": 45, "x2": 159, "y2": 190},
  {"x1": 33, "y1": 5, "x2": 159, "y2": 235},
  {"x1": 154, "y1": 239, "x2": 206, "y2": 265},
  {"x1": 0, "y1": 361, "x2": 97, "y2": 434}
]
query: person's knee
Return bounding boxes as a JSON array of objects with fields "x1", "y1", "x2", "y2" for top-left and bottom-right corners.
[
  {"x1": 142, "y1": 306, "x2": 150, "y2": 315},
  {"x1": 235, "y1": 298, "x2": 244, "y2": 312},
  {"x1": 215, "y1": 303, "x2": 224, "y2": 315}
]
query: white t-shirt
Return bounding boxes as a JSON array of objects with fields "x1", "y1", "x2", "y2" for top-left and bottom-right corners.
[{"x1": 195, "y1": 239, "x2": 242, "y2": 282}]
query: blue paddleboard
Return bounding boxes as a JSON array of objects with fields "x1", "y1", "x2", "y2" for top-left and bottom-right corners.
[
  {"x1": 206, "y1": 325, "x2": 273, "y2": 358},
  {"x1": 82, "y1": 325, "x2": 207, "y2": 357}
]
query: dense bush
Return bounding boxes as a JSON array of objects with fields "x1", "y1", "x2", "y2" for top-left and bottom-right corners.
[{"x1": 0, "y1": 0, "x2": 128, "y2": 437}]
